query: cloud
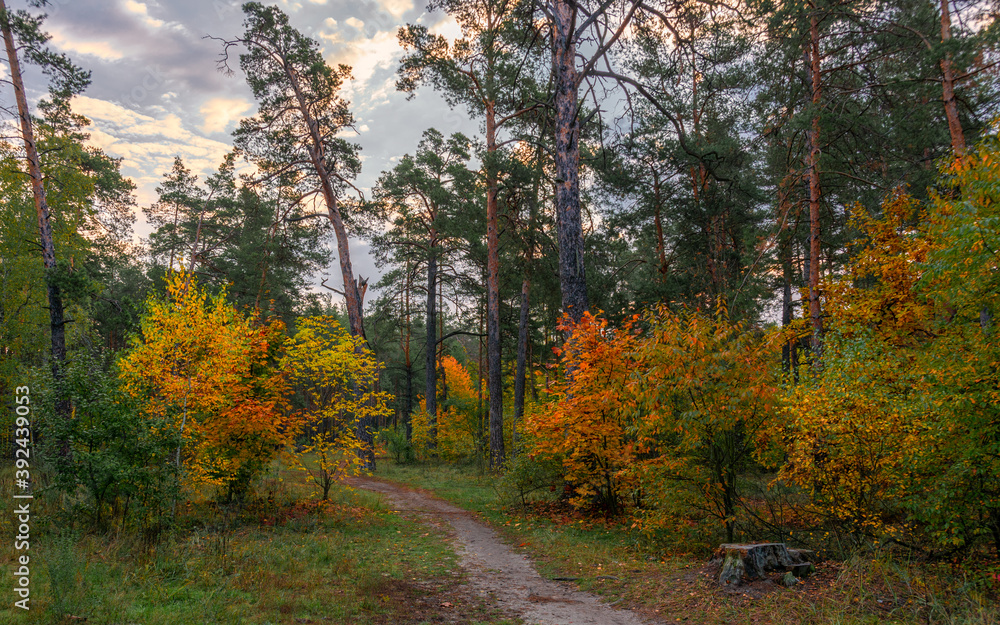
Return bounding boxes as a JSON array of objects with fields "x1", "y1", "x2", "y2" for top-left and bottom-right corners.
[
  {"x1": 429, "y1": 15, "x2": 462, "y2": 42},
  {"x1": 41, "y1": 0, "x2": 468, "y2": 293},
  {"x1": 122, "y1": 0, "x2": 165, "y2": 29},
  {"x1": 48, "y1": 27, "x2": 126, "y2": 61},
  {"x1": 72, "y1": 95, "x2": 234, "y2": 209},
  {"x1": 334, "y1": 30, "x2": 400, "y2": 100},
  {"x1": 199, "y1": 97, "x2": 252, "y2": 133},
  {"x1": 383, "y1": 0, "x2": 414, "y2": 18}
]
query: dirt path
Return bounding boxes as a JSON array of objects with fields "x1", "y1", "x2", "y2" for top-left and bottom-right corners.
[{"x1": 352, "y1": 477, "x2": 653, "y2": 625}]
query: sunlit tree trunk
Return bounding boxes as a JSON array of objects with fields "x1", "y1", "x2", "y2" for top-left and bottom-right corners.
[
  {"x1": 939, "y1": 0, "x2": 966, "y2": 156},
  {"x1": 1, "y1": 0, "x2": 67, "y2": 405}
]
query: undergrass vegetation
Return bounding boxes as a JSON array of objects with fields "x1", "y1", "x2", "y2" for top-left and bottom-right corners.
[
  {"x1": 0, "y1": 459, "x2": 511, "y2": 625},
  {"x1": 376, "y1": 459, "x2": 1000, "y2": 625}
]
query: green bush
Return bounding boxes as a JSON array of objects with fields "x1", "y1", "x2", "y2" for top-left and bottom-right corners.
[
  {"x1": 495, "y1": 451, "x2": 564, "y2": 509},
  {"x1": 377, "y1": 425, "x2": 414, "y2": 464},
  {"x1": 37, "y1": 351, "x2": 178, "y2": 531}
]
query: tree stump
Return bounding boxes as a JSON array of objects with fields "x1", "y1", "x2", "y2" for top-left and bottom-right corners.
[{"x1": 714, "y1": 543, "x2": 814, "y2": 587}]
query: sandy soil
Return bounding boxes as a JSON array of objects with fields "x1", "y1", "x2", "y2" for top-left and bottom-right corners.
[{"x1": 352, "y1": 477, "x2": 655, "y2": 625}]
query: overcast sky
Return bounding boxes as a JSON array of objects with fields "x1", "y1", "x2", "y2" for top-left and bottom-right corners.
[{"x1": 17, "y1": 0, "x2": 481, "y2": 296}]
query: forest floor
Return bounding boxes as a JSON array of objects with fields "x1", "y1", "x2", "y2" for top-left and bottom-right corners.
[
  {"x1": 351, "y1": 474, "x2": 652, "y2": 625},
  {"x1": 2, "y1": 459, "x2": 995, "y2": 624},
  {"x1": 370, "y1": 461, "x2": 1000, "y2": 625},
  {"x1": 0, "y1": 460, "x2": 517, "y2": 625}
]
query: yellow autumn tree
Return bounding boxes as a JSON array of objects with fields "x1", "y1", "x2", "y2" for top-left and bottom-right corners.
[
  {"x1": 912, "y1": 137, "x2": 1000, "y2": 553},
  {"x1": 772, "y1": 191, "x2": 935, "y2": 538},
  {"x1": 119, "y1": 271, "x2": 293, "y2": 500},
  {"x1": 282, "y1": 316, "x2": 391, "y2": 499},
  {"x1": 412, "y1": 355, "x2": 479, "y2": 461}
]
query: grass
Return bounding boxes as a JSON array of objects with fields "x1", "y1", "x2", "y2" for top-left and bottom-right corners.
[
  {"x1": 375, "y1": 458, "x2": 1000, "y2": 625},
  {"x1": 4, "y1": 454, "x2": 995, "y2": 624},
  {"x1": 0, "y1": 459, "x2": 517, "y2": 625}
]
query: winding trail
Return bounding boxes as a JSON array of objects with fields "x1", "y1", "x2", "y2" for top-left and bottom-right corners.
[{"x1": 352, "y1": 477, "x2": 653, "y2": 625}]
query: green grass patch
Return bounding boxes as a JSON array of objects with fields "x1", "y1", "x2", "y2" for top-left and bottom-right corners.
[{"x1": 0, "y1": 459, "x2": 511, "y2": 625}]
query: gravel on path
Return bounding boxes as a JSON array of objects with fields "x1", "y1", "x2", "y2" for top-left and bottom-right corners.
[{"x1": 352, "y1": 477, "x2": 655, "y2": 625}]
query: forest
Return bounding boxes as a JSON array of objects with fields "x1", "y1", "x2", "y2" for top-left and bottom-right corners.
[{"x1": 3, "y1": 0, "x2": 1000, "y2": 622}]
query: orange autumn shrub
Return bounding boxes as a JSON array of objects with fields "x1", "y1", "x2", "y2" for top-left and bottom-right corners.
[
  {"x1": 526, "y1": 306, "x2": 777, "y2": 541},
  {"x1": 120, "y1": 271, "x2": 294, "y2": 500},
  {"x1": 437, "y1": 355, "x2": 479, "y2": 461},
  {"x1": 527, "y1": 312, "x2": 642, "y2": 515}
]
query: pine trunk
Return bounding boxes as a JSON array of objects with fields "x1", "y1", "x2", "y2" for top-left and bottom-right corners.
[
  {"x1": 513, "y1": 277, "x2": 530, "y2": 452},
  {"x1": 403, "y1": 264, "x2": 413, "y2": 439},
  {"x1": 426, "y1": 250, "x2": 438, "y2": 446},
  {"x1": 553, "y1": 0, "x2": 588, "y2": 324},
  {"x1": 486, "y1": 105, "x2": 505, "y2": 469},
  {"x1": 1, "y1": 2, "x2": 68, "y2": 401},
  {"x1": 806, "y1": 9, "x2": 823, "y2": 358},
  {"x1": 653, "y1": 169, "x2": 668, "y2": 277},
  {"x1": 939, "y1": 0, "x2": 966, "y2": 156}
]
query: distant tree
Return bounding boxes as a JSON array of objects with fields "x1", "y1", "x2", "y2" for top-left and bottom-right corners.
[
  {"x1": 145, "y1": 154, "x2": 328, "y2": 324},
  {"x1": 146, "y1": 157, "x2": 203, "y2": 270},
  {"x1": 371, "y1": 129, "x2": 478, "y2": 447},
  {"x1": 399, "y1": 0, "x2": 547, "y2": 467}
]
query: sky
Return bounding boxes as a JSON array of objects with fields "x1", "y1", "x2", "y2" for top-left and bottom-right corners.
[{"x1": 17, "y1": 0, "x2": 480, "y2": 295}]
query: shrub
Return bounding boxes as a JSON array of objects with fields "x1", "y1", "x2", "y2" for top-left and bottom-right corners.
[{"x1": 38, "y1": 351, "x2": 178, "y2": 530}]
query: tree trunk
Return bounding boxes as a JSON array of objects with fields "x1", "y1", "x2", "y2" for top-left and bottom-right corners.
[
  {"x1": 486, "y1": 104, "x2": 505, "y2": 469},
  {"x1": 403, "y1": 262, "x2": 414, "y2": 440},
  {"x1": 939, "y1": 0, "x2": 966, "y2": 156},
  {"x1": 439, "y1": 276, "x2": 446, "y2": 403},
  {"x1": 806, "y1": 9, "x2": 823, "y2": 358},
  {"x1": 513, "y1": 277, "x2": 530, "y2": 452},
  {"x1": 781, "y1": 248, "x2": 792, "y2": 361},
  {"x1": 404, "y1": 363, "x2": 414, "y2": 440},
  {"x1": 553, "y1": 0, "x2": 588, "y2": 325},
  {"x1": 653, "y1": 169, "x2": 668, "y2": 278},
  {"x1": 1, "y1": 1, "x2": 68, "y2": 399},
  {"x1": 283, "y1": 52, "x2": 372, "y2": 465},
  {"x1": 426, "y1": 249, "x2": 438, "y2": 447},
  {"x1": 777, "y1": 181, "x2": 798, "y2": 378},
  {"x1": 477, "y1": 305, "x2": 485, "y2": 459},
  {"x1": 285, "y1": 62, "x2": 366, "y2": 339}
]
